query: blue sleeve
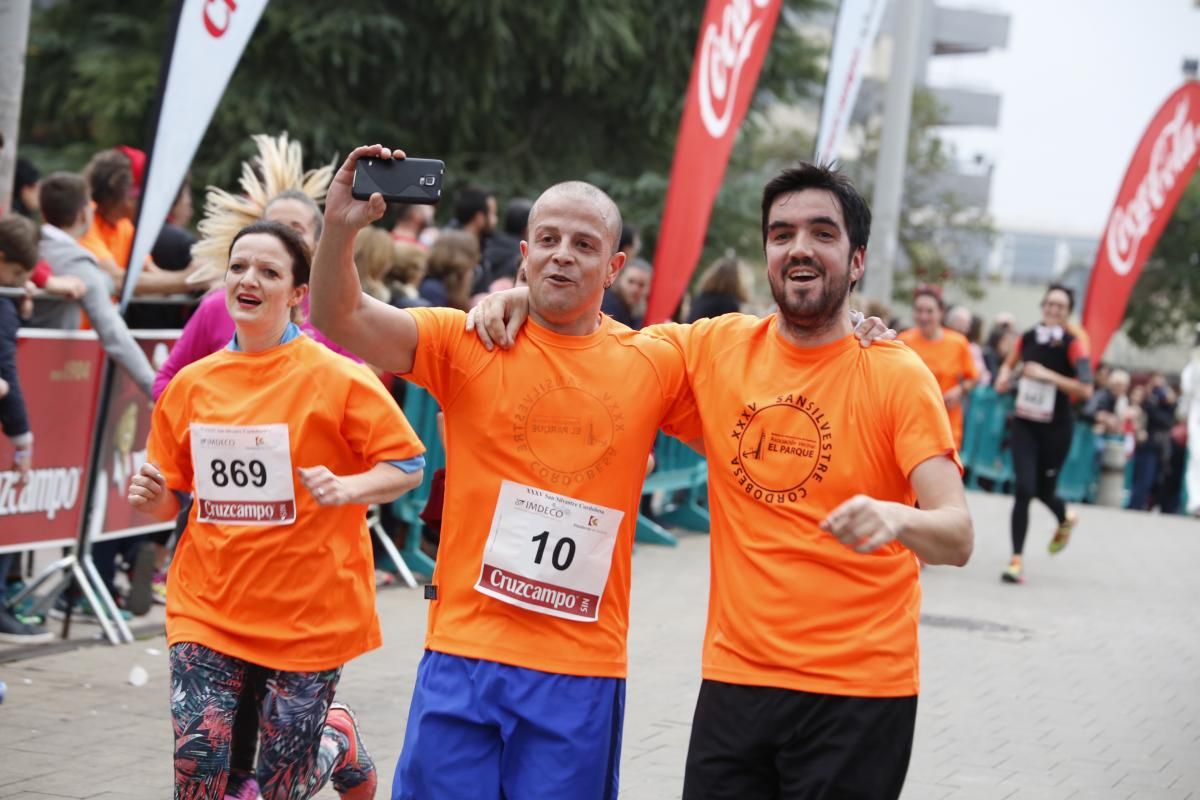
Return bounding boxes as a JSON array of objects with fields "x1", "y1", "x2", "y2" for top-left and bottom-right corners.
[
  {"x1": 387, "y1": 455, "x2": 426, "y2": 474},
  {"x1": 0, "y1": 300, "x2": 30, "y2": 438}
]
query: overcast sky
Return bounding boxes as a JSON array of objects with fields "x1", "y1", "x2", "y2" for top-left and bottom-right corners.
[{"x1": 925, "y1": 0, "x2": 1200, "y2": 235}]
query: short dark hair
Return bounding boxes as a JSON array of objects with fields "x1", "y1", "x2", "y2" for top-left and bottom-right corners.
[
  {"x1": 761, "y1": 163, "x2": 871, "y2": 256},
  {"x1": 84, "y1": 149, "x2": 133, "y2": 210},
  {"x1": 912, "y1": 283, "x2": 944, "y2": 311},
  {"x1": 454, "y1": 185, "x2": 493, "y2": 227},
  {"x1": 265, "y1": 189, "x2": 323, "y2": 242},
  {"x1": 0, "y1": 214, "x2": 40, "y2": 271},
  {"x1": 1045, "y1": 283, "x2": 1075, "y2": 312},
  {"x1": 619, "y1": 222, "x2": 639, "y2": 253},
  {"x1": 504, "y1": 198, "x2": 533, "y2": 236},
  {"x1": 228, "y1": 219, "x2": 311, "y2": 287},
  {"x1": 39, "y1": 172, "x2": 89, "y2": 228}
]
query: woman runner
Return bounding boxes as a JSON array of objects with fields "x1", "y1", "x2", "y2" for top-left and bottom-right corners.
[
  {"x1": 994, "y1": 284, "x2": 1093, "y2": 584},
  {"x1": 129, "y1": 220, "x2": 425, "y2": 799}
]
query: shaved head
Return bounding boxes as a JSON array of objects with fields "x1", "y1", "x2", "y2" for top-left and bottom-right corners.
[{"x1": 529, "y1": 181, "x2": 623, "y2": 252}]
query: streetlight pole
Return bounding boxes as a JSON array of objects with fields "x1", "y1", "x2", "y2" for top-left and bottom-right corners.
[{"x1": 864, "y1": 0, "x2": 925, "y2": 306}]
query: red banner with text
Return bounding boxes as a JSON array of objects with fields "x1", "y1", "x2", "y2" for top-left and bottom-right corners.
[
  {"x1": 1083, "y1": 82, "x2": 1200, "y2": 360},
  {"x1": 0, "y1": 332, "x2": 104, "y2": 553},
  {"x1": 643, "y1": 0, "x2": 782, "y2": 325},
  {"x1": 93, "y1": 331, "x2": 181, "y2": 542}
]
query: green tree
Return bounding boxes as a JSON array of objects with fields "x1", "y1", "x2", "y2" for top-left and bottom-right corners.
[
  {"x1": 20, "y1": 0, "x2": 823, "y2": 272},
  {"x1": 1121, "y1": 170, "x2": 1200, "y2": 348}
]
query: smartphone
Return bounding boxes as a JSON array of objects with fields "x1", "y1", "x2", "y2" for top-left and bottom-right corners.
[{"x1": 352, "y1": 157, "x2": 445, "y2": 204}]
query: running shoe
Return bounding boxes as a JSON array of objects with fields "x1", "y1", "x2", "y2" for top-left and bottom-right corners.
[
  {"x1": 1048, "y1": 512, "x2": 1078, "y2": 555},
  {"x1": 0, "y1": 607, "x2": 54, "y2": 644},
  {"x1": 223, "y1": 772, "x2": 260, "y2": 800},
  {"x1": 326, "y1": 702, "x2": 377, "y2": 799},
  {"x1": 1000, "y1": 560, "x2": 1024, "y2": 584},
  {"x1": 48, "y1": 596, "x2": 133, "y2": 622}
]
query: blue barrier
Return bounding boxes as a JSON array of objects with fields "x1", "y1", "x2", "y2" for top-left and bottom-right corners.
[
  {"x1": 963, "y1": 388, "x2": 1015, "y2": 490},
  {"x1": 636, "y1": 433, "x2": 710, "y2": 546},
  {"x1": 391, "y1": 384, "x2": 445, "y2": 576},
  {"x1": 962, "y1": 387, "x2": 1102, "y2": 504}
]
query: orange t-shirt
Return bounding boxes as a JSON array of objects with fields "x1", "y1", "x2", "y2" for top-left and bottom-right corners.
[
  {"x1": 78, "y1": 212, "x2": 135, "y2": 272},
  {"x1": 405, "y1": 307, "x2": 696, "y2": 678},
  {"x1": 647, "y1": 314, "x2": 959, "y2": 697},
  {"x1": 149, "y1": 334, "x2": 425, "y2": 671},
  {"x1": 897, "y1": 327, "x2": 978, "y2": 446}
]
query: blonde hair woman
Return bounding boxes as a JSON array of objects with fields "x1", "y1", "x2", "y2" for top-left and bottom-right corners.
[
  {"x1": 417, "y1": 230, "x2": 479, "y2": 310},
  {"x1": 352, "y1": 226, "x2": 394, "y2": 302}
]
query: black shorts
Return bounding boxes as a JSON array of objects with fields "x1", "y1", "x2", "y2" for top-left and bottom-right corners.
[{"x1": 683, "y1": 680, "x2": 918, "y2": 800}]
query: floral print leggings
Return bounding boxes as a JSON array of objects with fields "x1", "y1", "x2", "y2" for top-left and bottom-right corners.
[{"x1": 168, "y1": 642, "x2": 348, "y2": 800}]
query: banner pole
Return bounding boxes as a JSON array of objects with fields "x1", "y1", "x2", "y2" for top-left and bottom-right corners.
[
  {"x1": 68, "y1": 0, "x2": 188, "y2": 643},
  {"x1": 119, "y1": 0, "x2": 187, "y2": 311}
]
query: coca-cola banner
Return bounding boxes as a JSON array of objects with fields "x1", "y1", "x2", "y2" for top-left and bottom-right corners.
[
  {"x1": 1083, "y1": 82, "x2": 1200, "y2": 360},
  {"x1": 814, "y1": 0, "x2": 888, "y2": 165},
  {"x1": 0, "y1": 331, "x2": 105, "y2": 553},
  {"x1": 121, "y1": 0, "x2": 269, "y2": 308},
  {"x1": 643, "y1": 0, "x2": 783, "y2": 325},
  {"x1": 93, "y1": 331, "x2": 181, "y2": 542}
]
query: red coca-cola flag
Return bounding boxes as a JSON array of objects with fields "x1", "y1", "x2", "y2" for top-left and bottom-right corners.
[
  {"x1": 1083, "y1": 81, "x2": 1200, "y2": 359},
  {"x1": 643, "y1": 0, "x2": 783, "y2": 325}
]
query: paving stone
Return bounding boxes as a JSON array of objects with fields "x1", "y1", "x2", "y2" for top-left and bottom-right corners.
[{"x1": 0, "y1": 492, "x2": 1196, "y2": 799}]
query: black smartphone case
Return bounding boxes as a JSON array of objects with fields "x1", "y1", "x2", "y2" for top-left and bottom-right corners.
[{"x1": 351, "y1": 157, "x2": 445, "y2": 204}]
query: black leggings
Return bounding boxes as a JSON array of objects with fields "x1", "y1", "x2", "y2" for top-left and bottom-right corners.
[{"x1": 1009, "y1": 418, "x2": 1072, "y2": 555}]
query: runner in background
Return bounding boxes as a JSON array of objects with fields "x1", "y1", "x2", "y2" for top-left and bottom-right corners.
[
  {"x1": 994, "y1": 284, "x2": 1093, "y2": 584},
  {"x1": 129, "y1": 219, "x2": 425, "y2": 799},
  {"x1": 898, "y1": 284, "x2": 978, "y2": 449}
]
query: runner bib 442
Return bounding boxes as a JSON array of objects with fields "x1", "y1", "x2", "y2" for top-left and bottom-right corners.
[
  {"x1": 1015, "y1": 376, "x2": 1056, "y2": 422},
  {"x1": 475, "y1": 480, "x2": 623, "y2": 622},
  {"x1": 191, "y1": 423, "x2": 296, "y2": 525}
]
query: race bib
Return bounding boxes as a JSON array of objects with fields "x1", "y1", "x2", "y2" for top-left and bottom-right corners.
[
  {"x1": 191, "y1": 423, "x2": 296, "y2": 525},
  {"x1": 1015, "y1": 376, "x2": 1056, "y2": 422},
  {"x1": 475, "y1": 480, "x2": 624, "y2": 622}
]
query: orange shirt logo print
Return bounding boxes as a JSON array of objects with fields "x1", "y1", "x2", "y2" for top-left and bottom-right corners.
[
  {"x1": 730, "y1": 392, "x2": 833, "y2": 503},
  {"x1": 512, "y1": 377, "x2": 626, "y2": 487}
]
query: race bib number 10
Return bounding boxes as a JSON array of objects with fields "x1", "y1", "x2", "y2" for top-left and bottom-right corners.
[
  {"x1": 191, "y1": 423, "x2": 296, "y2": 525},
  {"x1": 475, "y1": 480, "x2": 624, "y2": 622}
]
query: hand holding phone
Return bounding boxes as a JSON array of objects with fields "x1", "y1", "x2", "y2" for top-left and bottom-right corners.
[{"x1": 352, "y1": 157, "x2": 445, "y2": 205}]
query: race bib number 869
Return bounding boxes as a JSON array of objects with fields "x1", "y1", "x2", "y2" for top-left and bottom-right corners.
[{"x1": 191, "y1": 423, "x2": 296, "y2": 525}]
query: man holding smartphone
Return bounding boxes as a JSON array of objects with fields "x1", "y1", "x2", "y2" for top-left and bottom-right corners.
[{"x1": 312, "y1": 144, "x2": 710, "y2": 800}]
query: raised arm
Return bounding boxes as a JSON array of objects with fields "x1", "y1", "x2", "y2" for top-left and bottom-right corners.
[{"x1": 310, "y1": 144, "x2": 420, "y2": 374}]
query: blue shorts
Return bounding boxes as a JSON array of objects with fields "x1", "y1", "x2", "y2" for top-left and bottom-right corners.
[{"x1": 393, "y1": 650, "x2": 626, "y2": 800}]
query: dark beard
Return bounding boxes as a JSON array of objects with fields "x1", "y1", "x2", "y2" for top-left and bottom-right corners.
[{"x1": 769, "y1": 260, "x2": 852, "y2": 339}]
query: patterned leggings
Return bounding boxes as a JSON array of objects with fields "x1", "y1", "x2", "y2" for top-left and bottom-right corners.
[{"x1": 168, "y1": 642, "x2": 348, "y2": 800}]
